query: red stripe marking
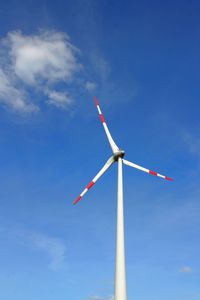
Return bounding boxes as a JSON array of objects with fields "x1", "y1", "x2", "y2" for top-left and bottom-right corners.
[
  {"x1": 73, "y1": 195, "x2": 82, "y2": 205},
  {"x1": 94, "y1": 96, "x2": 99, "y2": 106},
  {"x1": 100, "y1": 114, "x2": 105, "y2": 123},
  {"x1": 165, "y1": 176, "x2": 173, "y2": 181},
  {"x1": 87, "y1": 181, "x2": 94, "y2": 190},
  {"x1": 149, "y1": 170, "x2": 157, "y2": 176}
]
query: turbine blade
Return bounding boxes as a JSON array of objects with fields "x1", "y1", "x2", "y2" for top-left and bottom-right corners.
[
  {"x1": 123, "y1": 159, "x2": 173, "y2": 181},
  {"x1": 94, "y1": 96, "x2": 119, "y2": 153},
  {"x1": 73, "y1": 156, "x2": 115, "y2": 205}
]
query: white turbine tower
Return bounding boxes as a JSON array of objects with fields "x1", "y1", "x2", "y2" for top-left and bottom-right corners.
[{"x1": 73, "y1": 97, "x2": 173, "y2": 300}]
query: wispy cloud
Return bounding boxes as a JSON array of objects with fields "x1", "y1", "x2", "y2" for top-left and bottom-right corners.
[
  {"x1": 89, "y1": 296, "x2": 114, "y2": 300},
  {"x1": 90, "y1": 55, "x2": 111, "y2": 84},
  {"x1": 15, "y1": 228, "x2": 66, "y2": 271},
  {"x1": 0, "y1": 30, "x2": 85, "y2": 113},
  {"x1": 179, "y1": 266, "x2": 193, "y2": 273},
  {"x1": 45, "y1": 89, "x2": 72, "y2": 109},
  {"x1": 0, "y1": 68, "x2": 38, "y2": 112},
  {"x1": 182, "y1": 130, "x2": 200, "y2": 156},
  {"x1": 7, "y1": 30, "x2": 81, "y2": 85},
  {"x1": 85, "y1": 81, "x2": 97, "y2": 92},
  {"x1": 29, "y1": 231, "x2": 66, "y2": 271}
]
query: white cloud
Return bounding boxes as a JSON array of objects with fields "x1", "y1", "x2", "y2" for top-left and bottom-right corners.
[
  {"x1": 7, "y1": 30, "x2": 81, "y2": 85},
  {"x1": 85, "y1": 81, "x2": 97, "y2": 92},
  {"x1": 45, "y1": 89, "x2": 72, "y2": 109},
  {"x1": 0, "y1": 68, "x2": 38, "y2": 112},
  {"x1": 0, "y1": 30, "x2": 82, "y2": 112},
  {"x1": 179, "y1": 266, "x2": 193, "y2": 273}
]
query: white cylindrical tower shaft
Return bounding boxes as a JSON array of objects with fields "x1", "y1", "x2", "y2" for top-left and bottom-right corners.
[{"x1": 115, "y1": 157, "x2": 127, "y2": 300}]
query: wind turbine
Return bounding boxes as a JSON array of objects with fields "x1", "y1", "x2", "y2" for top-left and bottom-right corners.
[{"x1": 73, "y1": 97, "x2": 172, "y2": 300}]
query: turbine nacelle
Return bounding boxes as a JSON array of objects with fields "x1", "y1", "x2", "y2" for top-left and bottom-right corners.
[{"x1": 113, "y1": 150, "x2": 125, "y2": 161}]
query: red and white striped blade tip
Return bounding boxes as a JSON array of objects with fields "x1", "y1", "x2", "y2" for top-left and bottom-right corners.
[
  {"x1": 73, "y1": 180, "x2": 95, "y2": 205},
  {"x1": 149, "y1": 170, "x2": 173, "y2": 181},
  {"x1": 73, "y1": 196, "x2": 82, "y2": 205},
  {"x1": 94, "y1": 96, "x2": 99, "y2": 106}
]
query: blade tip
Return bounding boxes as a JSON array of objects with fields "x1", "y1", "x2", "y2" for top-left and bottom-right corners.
[
  {"x1": 166, "y1": 176, "x2": 173, "y2": 181},
  {"x1": 93, "y1": 96, "x2": 99, "y2": 106},
  {"x1": 73, "y1": 195, "x2": 82, "y2": 205}
]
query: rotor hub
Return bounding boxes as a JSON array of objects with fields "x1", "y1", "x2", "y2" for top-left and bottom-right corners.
[{"x1": 113, "y1": 149, "x2": 125, "y2": 161}]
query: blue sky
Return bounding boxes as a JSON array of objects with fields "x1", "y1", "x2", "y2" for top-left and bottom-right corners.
[{"x1": 0, "y1": 0, "x2": 200, "y2": 299}]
